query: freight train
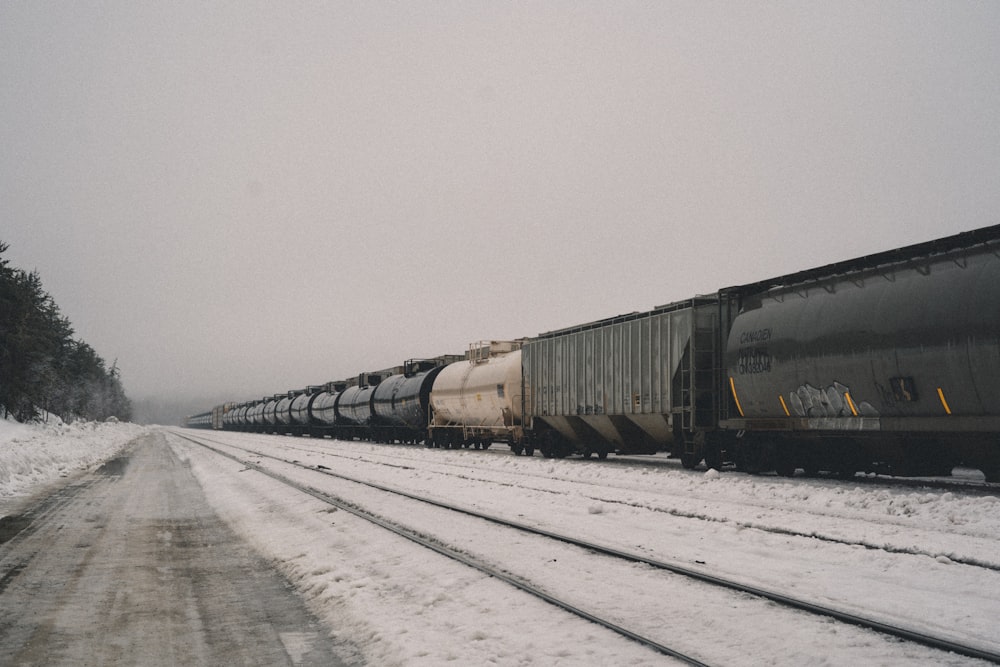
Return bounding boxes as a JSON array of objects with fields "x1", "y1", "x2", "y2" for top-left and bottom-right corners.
[{"x1": 187, "y1": 225, "x2": 1000, "y2": 482}]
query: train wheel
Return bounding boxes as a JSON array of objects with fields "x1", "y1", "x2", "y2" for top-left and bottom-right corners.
[
  {"x1": 774, "y1": 441, "x2": 797, "y2": 477},
  {"x1": 775, "y1": 460, "x2": 796, "y2": 477},
  {"x1": 680, "y1": 437, "x2": 702, "y2": 470},
  {"x1": 597, "y1": 450, "x2": 608, "y2": 460},
  {"x1": 703, "y1": 443, "x2": 723, "y2": 471},
  {"x1": 681, "y1": 431, "x2": 705, "y2": 470},
  {"x1": 538, "y1": 431, "x2": 559, "y2": 458},
  {"x1": 834, "y1": 441, "x2": 863, "y2": 479},
  {"x1": 835, "y1": 456, "x2": 859, "y2": 478},
  {"x1": 693, "y1": 431, "x2": 723, "y2": 470},
  {"x1": 735, "y1": 436, "x2": 772, "y2": 474}
]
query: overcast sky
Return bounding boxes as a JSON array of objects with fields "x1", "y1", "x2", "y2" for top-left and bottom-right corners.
[{"x1": 3, "y1": 2, "x2": 999, "y2": 412}]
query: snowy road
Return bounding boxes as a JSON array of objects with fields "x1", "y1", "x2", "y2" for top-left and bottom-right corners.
[{"x1": 0, "y1": 431, "x2": 350, "y2": 666}]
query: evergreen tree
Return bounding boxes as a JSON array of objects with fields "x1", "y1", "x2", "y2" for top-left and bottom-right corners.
[{"x1": 0, "y1": 242, "x2": 132, "y2": 422}]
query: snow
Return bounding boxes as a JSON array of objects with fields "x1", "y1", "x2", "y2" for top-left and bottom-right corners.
[
  {"x1": 3, "y1": 422, "x2": 1000, "y2": 665},
  {"x1": 171, "y1": 432, "x2": 1000, "y2": 665},
  {"x1": 0, "y1": 417, "x2": 149, "y2": 500}
]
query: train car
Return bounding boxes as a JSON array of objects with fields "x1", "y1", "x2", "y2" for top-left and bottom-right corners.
[
  {"x1": 247, "y1": 400, "x2": 264, "y2": 431},
  {"x1": 185, "y1": 403, "x2": 231, "y2": 429},
  {"x1": 428, "y1": 342, "x2": 525, "y2": 451},
  {"x1": 335, "y1": 373, "x2": 383, "y2": 440},
  {"x1": 261, "y1": 396, "x2": 280, "y2": 433},
  {"x1": 236, "y1": 402, "x2": 252, "y2": 430},
  {"x1": 224, "y1": 402, "x2": 248, "y2": 430},
  {"x1": 273, "y1": 391, "x2": 297, "y2": 434},
  {"x1": 189, "y1": 224, "x2": 999, "y2": 481},
  {"x1": 185, "y1": 410, "x2": 213, "y2": 429},
  {"x1": 521, "y1": 298, "x2": 720, "y2": 460},
  {"x1": 718, "y1": 224, "x2": 1000, "y2": 481},
  {"x1": 289, "y1": 387, "x2": 321, "y2": 436},
  {"x1": 211, "y1": 404, "x2": 225, "y2": 429},
  {"x1": 309, "y1": 382, "x2": 346, "y2": 435},
  {"x1": 371, "y1": 357, "x2": 461, "y2": 444}
]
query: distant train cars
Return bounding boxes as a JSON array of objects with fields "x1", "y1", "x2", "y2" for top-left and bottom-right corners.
[{"x1": 187, "y1": 224, "x2": 1000, "y2": 482}]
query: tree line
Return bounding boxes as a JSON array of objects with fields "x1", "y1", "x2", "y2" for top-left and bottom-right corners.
[{"x1": 0, "y1": 242, "x2": 132, "y2": 423}]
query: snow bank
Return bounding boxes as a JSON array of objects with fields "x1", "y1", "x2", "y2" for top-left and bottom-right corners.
[{"x1": 0, "y1": 418, "x2": 150, "y2": 502}]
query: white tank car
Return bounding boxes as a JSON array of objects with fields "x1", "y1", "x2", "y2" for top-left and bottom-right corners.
[{"x1": 429, "y1": 342, "x2": 526, "y2": 452}]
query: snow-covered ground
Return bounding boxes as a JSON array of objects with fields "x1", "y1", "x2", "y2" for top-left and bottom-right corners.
[
  {"x1": 0, "y1": 417, "x2": 150, "y2": 501},
  {"x1": 4, "y1": 421, "x2": 1000, "y2": 665},
  {"x1": 166, "y1": 430, "x2": 1000, "y2": 666}
]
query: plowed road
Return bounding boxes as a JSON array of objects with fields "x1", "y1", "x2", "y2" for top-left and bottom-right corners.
[{"x1": 0, "y1": 434, "x2": 349, "y2": 666}]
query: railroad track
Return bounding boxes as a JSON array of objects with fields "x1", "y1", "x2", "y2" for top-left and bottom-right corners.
[
  {"x1": 174, "y1": 431, "x2": 709, "y2": 665},
  {"x1": 174, "y1": 430, "x2": 1000, "y2": 665},
  {"x1": 225, "y1": 428, "x2": 1000, "y2": 496},
  {"x1": 255, "y1": 436, "x2": 1000, "y2": 574}
]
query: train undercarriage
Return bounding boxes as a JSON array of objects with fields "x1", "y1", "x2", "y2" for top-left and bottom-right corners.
[{"x1": 681, "y1": 428, "x2": 1000, "y2": 482}]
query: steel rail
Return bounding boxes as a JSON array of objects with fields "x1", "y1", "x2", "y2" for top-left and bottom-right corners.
[
  {"x1": 177, "y1": 430, "x2": 1000, "y2": 665},
  {"x1": 175, "y1": 431, "x2": 711, "y2": 667},
  {"x1": 275, "y1": 439, "x2": 1000, "y2": 572}
]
